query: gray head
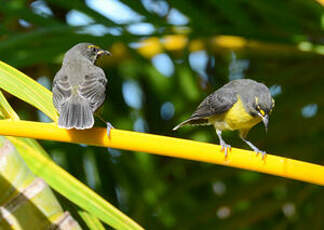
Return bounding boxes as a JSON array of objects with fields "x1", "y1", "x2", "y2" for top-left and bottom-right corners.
[
  {"x1": 246, "y1": 82, "x2": 275, "y2": 132},
  {"x1": 63, "y1": 43, "x2": 111, "y2": 64},
  {"x1": 232, "y1": 79, "x2": 274, "y2": 132}
]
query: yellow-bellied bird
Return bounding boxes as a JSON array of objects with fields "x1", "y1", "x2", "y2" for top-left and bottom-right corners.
[{"x1": 173, "y1": 79, "x2": 275, "y2": 159}]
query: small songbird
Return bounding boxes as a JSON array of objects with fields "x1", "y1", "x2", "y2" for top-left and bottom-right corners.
[
  {"x1": 52, "y1": 43, "x2": 111, "y2": 131},
  {"x1": 173, "y1": 79, "x2": 275, "y2": 159}
]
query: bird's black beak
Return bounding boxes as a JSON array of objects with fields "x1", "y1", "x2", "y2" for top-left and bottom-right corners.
[
  {"x1": 97, "y1": 49, "x2": 111, "y2": 56},
  {"x1": 262, "y1": 114, "x2": 269, "y2": 133}
]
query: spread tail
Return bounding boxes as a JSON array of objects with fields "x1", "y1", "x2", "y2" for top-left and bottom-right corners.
[
  {"x1": 172, "y1": 117, "x2": 209, "y2": 131},
  {"x1": 58, "y1": 96, "x2": 94, "y2": 130}
]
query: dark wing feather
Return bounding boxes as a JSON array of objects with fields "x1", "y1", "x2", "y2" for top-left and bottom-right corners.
[
  {"x1": 173, "y1": 87, "x2": 238, "y2": 130},
  {"x1": 52, "y1": 70, "x2": 72, "y2": 113},
  {"x1": 78, "y1": 67, "x2": 107, "y2": 112},
  {"x1": 191, "y1": 88, "x2": 237, "y2": 119}
]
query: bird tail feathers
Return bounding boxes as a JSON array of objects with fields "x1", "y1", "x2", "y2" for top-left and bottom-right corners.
[
  {"x1": 172, "y1": 117, "x2": 209, "y2": 131},
  {"x1": 58, "y1": 96, "x2": 94, "y2": 130}
]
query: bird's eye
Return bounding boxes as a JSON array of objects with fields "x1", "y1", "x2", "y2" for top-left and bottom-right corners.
[
  {"x1": 91, "y1": 47, "x2": 97, "y2": 53},
  {"x1": 256, "y1": 105, "x2": 265, "y2": 116},
  {"x1": 88, "y1": 45, "x2": 98, "y2": 53}
]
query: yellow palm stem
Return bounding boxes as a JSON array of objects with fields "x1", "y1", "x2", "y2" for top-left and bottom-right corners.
[{"x1": 0, "y1": 120, "x2": 323, "y2": 186}]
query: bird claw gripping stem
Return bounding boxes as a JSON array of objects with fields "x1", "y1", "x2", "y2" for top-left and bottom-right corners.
[
  {"x1": 255, "y1": 150, "x2": 267, "y2": 160},
  {"x1": 220, "y1": 142, "x2": 232, "y2": 158},
  {"x1": 106, "y1": 122, "x2": 114, "y2": 139}
]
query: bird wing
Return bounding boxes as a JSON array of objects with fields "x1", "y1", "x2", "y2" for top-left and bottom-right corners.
[
  {"x1": 191, "y1": 88, "x2": 238, "y2": 119},
  {"x1": 52, "y1": 69, "x2": 72, "y2": 113},
  {"x1": 172, "y1": 87, "x2": 238, "y2": 130},
  {"x1": 78, "y1": 67, "x2": 107, "y2": 112}
]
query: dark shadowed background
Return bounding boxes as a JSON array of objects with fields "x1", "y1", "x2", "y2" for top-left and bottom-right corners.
[{"x1": 1, "y1": 0, "x2": 324, "y2": 229}]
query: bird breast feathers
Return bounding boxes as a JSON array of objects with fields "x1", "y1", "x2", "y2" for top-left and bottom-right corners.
[{"x1": 213, "y1": 96, "x2": 261, "y2": 131}]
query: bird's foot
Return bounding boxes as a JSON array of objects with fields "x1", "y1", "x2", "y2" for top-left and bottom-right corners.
[
  {"x1": 106, "y1": 122, "x2": 114, "y2": 139},
  {"x1": 254, "y1": 149, "x2": 267, "y2": 160},
  {"x1": 220, "y1": 141, "x2": 232, "y2": 158},
  {"x1": 240, "y1": 137, "x2": 267, "y2": 160}
]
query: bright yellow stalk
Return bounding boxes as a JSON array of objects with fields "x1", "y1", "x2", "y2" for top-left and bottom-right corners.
[{"x1": 0, "y1": 120, "x2": 323, "y2": 186}]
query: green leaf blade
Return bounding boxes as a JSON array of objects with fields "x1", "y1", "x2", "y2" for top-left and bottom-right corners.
[
  {"x1": 0, "y1": 60, "x2": 58, "y2": 121},
  {"x1": 9, "y1": 137, "x2": 143, "y2": 230},
  {"x1": 0, "y1": 89, "x2": 20, "y2": 120},
  {"x1": 78, "y1": 210, "x2": 106, "y2": 230}
]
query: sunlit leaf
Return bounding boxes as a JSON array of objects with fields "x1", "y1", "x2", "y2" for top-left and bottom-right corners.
[
  {"x1": 78, "y1": 210, "x2": 106, "y2": 230},
  {"x1": 0, "y1": 60, "x2": 58, "y2": 121},
  {"x1": 0, "y1": 89, "x2": 20, "y2": 120},
  {"x1": 8, "y1": 136, "x2": 143, "y2": 230}
]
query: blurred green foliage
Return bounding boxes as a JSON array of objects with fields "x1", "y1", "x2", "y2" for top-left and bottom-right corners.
[{"x1": 1, "y1": 0, "x2": 324, "y2": 229}]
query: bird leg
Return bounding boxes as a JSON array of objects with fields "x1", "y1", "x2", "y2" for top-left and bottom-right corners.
[
  {"x1": 216, "y1": 129, "x2": 231, "y2": 158},
  {"x1": 106, "y1": 122, "x2": 114, "y2": 138},
  {"x1": 240, "y1": 137, "x2": 266, "y2": 159},
  {"x1": 96, "y1": 114, "x2": 114, "y2": 139}
]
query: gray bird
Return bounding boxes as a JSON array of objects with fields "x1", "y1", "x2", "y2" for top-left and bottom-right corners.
[
  {"x1": 52, "y1": 43, "x2": 111, "y2": 130},
  {"x1": 173, "y1": 79, "x2": 275, "y2": 158}
]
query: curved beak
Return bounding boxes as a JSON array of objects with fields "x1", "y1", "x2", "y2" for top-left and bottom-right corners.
[
  {"x1": 97, "y1": 49, "x2": 111, "y2": 56},
  {"x1": 260, "y1": 114, "x2": 269, "y2": 133}
]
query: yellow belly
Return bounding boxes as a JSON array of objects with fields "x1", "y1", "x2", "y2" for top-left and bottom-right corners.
[{"x1": 209, "y1": 96, "x2": 261, "y2": 131}]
